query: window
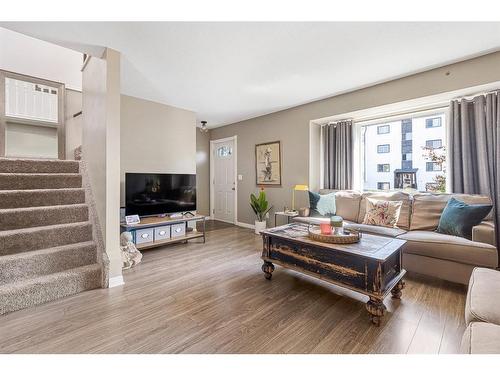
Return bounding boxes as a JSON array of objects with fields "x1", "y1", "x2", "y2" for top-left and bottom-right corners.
[
  {"x1": 377, "y1": 164, "x2": 390, "y2": 172},
  {"x1": 377, "y1": 144, "x2": 390, "y2": 153},
  {"x1": 377, "y1": 182, "x2": 390, "y2": 190},
  {"x1": 216, "y1": 146, "x2": 232, "y2": 157},
  {"x1": 360, "y1": 112, "x2": 446, "y2": 191},
  {"x1": 377, "y1": 125, "x2": 390, "y2": 134},
  {"x1": 426, "y1": 162, "x2": 442, "y2": 172},
  {"x1": 426, "y1": 117, "x2": 442, "y2": 128},
  {"x1": 426, "y1": 139, "x2": 442, "y2": 149}
]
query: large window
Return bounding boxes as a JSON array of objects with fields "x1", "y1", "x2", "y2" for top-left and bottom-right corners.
[{"x1": 360, "y1": 112, "x2": 446, "y2": 192}]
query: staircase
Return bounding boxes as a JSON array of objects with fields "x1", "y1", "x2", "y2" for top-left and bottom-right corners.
[{"x1": 0, "y1": 158, "x2": 103, "y2": 315}]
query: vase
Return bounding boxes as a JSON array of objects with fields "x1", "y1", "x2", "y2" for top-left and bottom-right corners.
[{"x1": 255, "y1": 220, "x2": 267, "y2": 234}]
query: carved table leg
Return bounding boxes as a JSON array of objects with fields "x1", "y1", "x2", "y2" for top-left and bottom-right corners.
[
  {"x1": 391, "y1": 280, "x2": 404, "y2": 299},
  {"x1": 262, "y1": 261, "x2": 275, "y2": 280},
  {"x1": 366, "y1": 297, "x2": 386, "y2": 326}
]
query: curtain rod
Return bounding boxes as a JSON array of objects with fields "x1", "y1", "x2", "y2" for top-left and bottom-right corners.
[{"x1": 453, "y1": 89, "x2": 500, "y2": 102}]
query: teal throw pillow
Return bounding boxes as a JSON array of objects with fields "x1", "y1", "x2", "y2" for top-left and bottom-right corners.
[
  {"x1": 308, "y1": 191, "x2": 336, "y2": 217},
  {"x1": 436, "y1": 197, "x2": 492, "y2": 240}
]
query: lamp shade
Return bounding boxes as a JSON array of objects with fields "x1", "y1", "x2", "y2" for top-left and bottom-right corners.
[{"x1": 293, "y1": 184, "x2": 309, "y2": 191}]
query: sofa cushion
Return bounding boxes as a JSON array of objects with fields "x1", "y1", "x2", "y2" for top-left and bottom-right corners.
[
  {"x1": 357, "y1": 191, "x2": 411, "y2": 229},
  {"x1": 461, "y1": 322, "x2": 500, "y2": 354},
  {"x1": 465, "y1": 267, "x2": 500, "y2": 326},
  {"x1": 411, "y1": 193, "x2": 492, "y2": 231},
  {"x1": 362, "y1": 198, "x2": 403, "y2": 228},
  {"x1": 437, "y1": 197, "x2": 492, "y2": 240},
  {"x1": 397, "y1": 231, "x2": 498, "y2": 267},
  {"x1": 308, "y1": 191, "x2": 336, "y2": 217},
  {"x1": 327, "y1": 190, "x2": 361, "y2": 222}
]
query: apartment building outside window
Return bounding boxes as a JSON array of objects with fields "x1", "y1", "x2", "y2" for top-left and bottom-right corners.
[{"x1": 360, "y1": 112, "x2": 446, "y2": 192}]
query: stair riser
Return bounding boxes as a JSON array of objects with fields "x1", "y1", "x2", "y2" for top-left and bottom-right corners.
[
  {"x1": 0, "y1": 189, "x2": 86, "y2": 209},
  {"x1": 0, "y1": 244, "x2": 97, "y2": 284},
  {"x1": 0, "y1": 224, "x2": 93, "y2": 256},
  {"x1": 0, "y1": 266, "x2": 101, "y2": 315},
  {"x1": 0, "y1": 159, "x2": 79, "y2": 174},
  {"x1": 0, "y1": 174, "x2": 82, "y2": 190},
  {"x1": 0, "y1": 205, "x2": 89, "y2": 230}
]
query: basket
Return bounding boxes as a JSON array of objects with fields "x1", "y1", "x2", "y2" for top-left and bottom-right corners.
[{"x1": 308, "y1": 225, "x2": 361, "y2": 244}]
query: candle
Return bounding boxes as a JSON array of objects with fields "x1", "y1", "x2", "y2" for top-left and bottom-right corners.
[{"x1": 320, "y1": 223, "x2": 332, "y2": 235}]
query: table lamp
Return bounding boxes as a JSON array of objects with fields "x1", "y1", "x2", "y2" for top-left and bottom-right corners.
[{"x1": 291, "y1": 184, "x2": 309, "y2": 212}]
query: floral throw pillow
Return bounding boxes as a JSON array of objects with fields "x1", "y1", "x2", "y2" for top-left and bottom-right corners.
[{"x1": 362, "y1": 198, "x2": 403, "y2": 228}]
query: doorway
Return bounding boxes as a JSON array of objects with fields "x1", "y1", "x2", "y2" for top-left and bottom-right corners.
[{"x1": 210, "y1": 136, "x2": 237, "y2": 224}]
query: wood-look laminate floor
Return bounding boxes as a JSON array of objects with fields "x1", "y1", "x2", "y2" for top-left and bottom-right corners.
[{"x1": 0, "y1": 224, "x2": 467, "y2": 354}]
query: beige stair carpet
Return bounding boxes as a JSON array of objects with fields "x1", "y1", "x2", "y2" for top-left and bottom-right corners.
[{"x1": 0, "y1": 158, "x2": 103, "y2": 315}]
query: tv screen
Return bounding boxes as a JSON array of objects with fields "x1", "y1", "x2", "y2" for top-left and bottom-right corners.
[{"x1": 125, "y1": 173, "x2": 196, "y2": 217}]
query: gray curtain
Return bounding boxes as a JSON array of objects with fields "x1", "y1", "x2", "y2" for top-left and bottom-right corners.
[
  {"x1": 323, "y1": 120, "x2": 353, "y2": 190},
  {"x1": 450, "y1": 92, "x2": 500, "y2": 252}
]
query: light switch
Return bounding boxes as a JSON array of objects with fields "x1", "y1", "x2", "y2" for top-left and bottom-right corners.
[{"x1": 238, "y1": 174, "x2": 243, "y2": 181}]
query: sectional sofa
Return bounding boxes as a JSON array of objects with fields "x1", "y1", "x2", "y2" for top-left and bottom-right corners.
[{"x1": 293, "y1": 190, "x2": 499, "y2": 285}]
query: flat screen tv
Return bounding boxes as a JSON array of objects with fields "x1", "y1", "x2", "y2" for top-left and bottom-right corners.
[{"x1": 125, "y1": 173, "x2": 196, "y2": 217}]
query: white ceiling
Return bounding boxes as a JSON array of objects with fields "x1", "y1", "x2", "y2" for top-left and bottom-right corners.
[{"x1": 2, "y1": 22, "x2": 500, "y2": 127}]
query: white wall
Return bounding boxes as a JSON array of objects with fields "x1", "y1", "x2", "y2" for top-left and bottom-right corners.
[
  {"x1": 0, "y1": 27, "x2": 82, "y2": 91},
  {"x1": 82, "y1": 49, "x2": 122, "y2": 280},
  {"x1": 120, "y1": 95, "x2": 197, "y2": 206}
]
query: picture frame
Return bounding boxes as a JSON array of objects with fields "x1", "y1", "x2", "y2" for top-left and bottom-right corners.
[{"x1": 255, "y1": 141, "x2": 282, "y2": 187}]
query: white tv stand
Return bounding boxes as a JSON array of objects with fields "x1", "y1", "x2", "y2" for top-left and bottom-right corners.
[{"x1": 120, "y1": 214, "x2": 206, "y2": 250}]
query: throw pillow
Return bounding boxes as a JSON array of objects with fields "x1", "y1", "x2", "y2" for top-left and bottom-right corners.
[
  {"x1": 437, "y1": 197, "x2": 492, "y2": 240},
  {"x1": 362, "y1": 198, "x2": 403, "y2": 228},
  {"x1": 308, "y1": 191, "x2": 336, "y2": 217}
]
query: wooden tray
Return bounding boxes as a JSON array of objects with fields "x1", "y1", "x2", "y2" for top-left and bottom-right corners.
[{"x1": 308, "y1": 226, "x2": 361, "y2": 244}]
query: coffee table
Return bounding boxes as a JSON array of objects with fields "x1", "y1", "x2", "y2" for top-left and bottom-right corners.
[{"x1": 260, "y1": 223, "x2": 407, "y2": 326}]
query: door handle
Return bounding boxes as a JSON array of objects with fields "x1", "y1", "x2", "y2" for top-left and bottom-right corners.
[{"x1": 232, "y1": 187, "x2": 235, "y2": 190}]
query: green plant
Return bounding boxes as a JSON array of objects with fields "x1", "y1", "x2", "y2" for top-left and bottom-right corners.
[{"x1": 250, "y1": 189, "x2": 273, "y2": 222}]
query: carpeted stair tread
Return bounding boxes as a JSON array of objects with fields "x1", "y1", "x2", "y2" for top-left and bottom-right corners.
[
  {"x1": 0, "y1": 204, "x2": 89, "y2": 230},
  {"x1": 0, "y1": 263, "x2": 102, "y2": 315},
  {"x1": 0, "y1": 173, "x2": 82, "y2": 190},
  {"x1": 0, "y1": 241, "x2": 97, "y2": 284},
  {"x1": 0, "y1": 188, "x2": 85, "y2": 209},
  {"x1": 0, "y1": 221, "x2": 93, "y2": 256},
  {"x1": 0, "y1": 158, "x2": 79, "y2": 174}
]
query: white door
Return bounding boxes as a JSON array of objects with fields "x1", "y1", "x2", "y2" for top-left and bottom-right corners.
[{"x1": 213, "y1": 139, "x2": 235, "y2": 223}]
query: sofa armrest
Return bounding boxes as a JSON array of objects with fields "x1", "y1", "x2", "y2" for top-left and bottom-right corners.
[{"x1": 472, "y1": 221, "x2": 496, "y2": 247}]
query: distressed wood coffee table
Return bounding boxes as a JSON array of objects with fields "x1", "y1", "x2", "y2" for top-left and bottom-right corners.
[{"x1": 260, "y1": 223, "x2": 406, "y2": 326}]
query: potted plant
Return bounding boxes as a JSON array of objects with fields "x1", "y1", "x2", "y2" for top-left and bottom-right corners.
[{"x1": 250, "y1": 189, "x2": 273, "y2": 234}]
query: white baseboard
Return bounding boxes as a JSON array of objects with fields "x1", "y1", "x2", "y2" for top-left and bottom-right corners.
[
  {"x1": 236, "y1": 221, "x2": 255, "y2": 230},
  {"x1": 108, "y1": 275, "x2": 125, "y2": 288}
]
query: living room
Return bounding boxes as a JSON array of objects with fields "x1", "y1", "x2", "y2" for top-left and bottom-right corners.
[{"x1": 1, "y1": 1, "x2": 500, "y2": 373}]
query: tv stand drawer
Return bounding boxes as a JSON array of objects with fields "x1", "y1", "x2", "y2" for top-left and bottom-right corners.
[
  {"x1": 154, "y1": 226, "x2": 171, "y2": 241},
  {"x1": 171, "y1": 223, "x2": 186, "y2": 238},
  {"x1": 136, "y1": 228, "x2": 154, "y2": 244}
]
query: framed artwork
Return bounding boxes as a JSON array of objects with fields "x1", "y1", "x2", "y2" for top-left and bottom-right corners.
[{"x1": 255, "y1": 141, "x2": 282, "y2": 187}]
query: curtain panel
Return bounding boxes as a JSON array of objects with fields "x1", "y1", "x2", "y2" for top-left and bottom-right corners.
[
  {"x1": 322, "y1": 120, "x2": 353, "y2": 190},
  {"x1": 450, "y1": 91, "x2": 500, "y2": 255}
]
